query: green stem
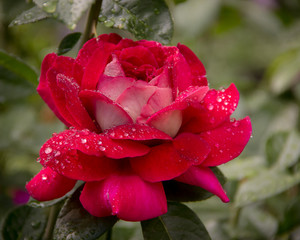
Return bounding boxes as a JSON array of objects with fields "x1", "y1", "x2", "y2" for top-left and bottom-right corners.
[
  {"x1": 80, "y1": 0, "x2": 103, "y2": 48},
  {"x1": 42, "y1": 204, "x2": 60, "y2": 240},
  {"x1": 106, "y1": 228, "x2": 112, "y2": 240}
]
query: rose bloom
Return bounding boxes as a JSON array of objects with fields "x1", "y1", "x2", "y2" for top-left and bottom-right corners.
[{"x1": 26, "y1": 34, "x2": 252, "y2": 221}]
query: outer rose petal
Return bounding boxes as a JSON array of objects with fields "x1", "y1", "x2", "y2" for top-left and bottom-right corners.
[
  {"x1": 182, "y1": 83, "x2": 239, "y2": 133},
  {"x1": 200, "y1": 117, "x2": 252, "y2": 167},
  {"x1": 177, "y1": 43, "x2": 207, "y2": 86},
  {"x1": 103, "y1": 124, "x2": 172, "y2": 141},
  {"x1": 131, "y1": 133, "x2": 209, "y2": 182},
  {"x1": 56, "y1": 74, "x2": 97, "y2": 131},
  {"x1": 81, "y1": 42, "x2": 116, "y2": 90},
  {"x1": 37, "y1": 53, "x2": 70, "y2": 126},
  {"x1": 26, "y1": 167, "x2": 76, "y2": 201},
  {"x1": 39, "y1": 129, "x2": 149, "y2": 181},
  {"x1": 175, "y1": 166, "x2": 229, "y2": 202},
  {"x1": 80, "y1": 174, "x2": 167, "y2": 221}
]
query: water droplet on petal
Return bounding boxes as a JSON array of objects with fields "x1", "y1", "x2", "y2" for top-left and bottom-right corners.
[
  {"x1": 54, "y1": 151, "x2": 61, "y2": 157},
  {"x1": 45, "y1": 147, "x2": 52, "y2": 154},
  {"x1": 41, "y1": 175, "x2": 47, "y2": 180},
  {"x1": 99, "y1": 146, "x2": 106, "y2": 151},
  {"x1": 81, "y1": 139, "x2": 87, "y2": 144},
  {"x1": 216, "y1": 96, "x2": 222, "y2": 102},
  {"x1": 207, "y1": 104, "x2": 214, "y2": 111}
]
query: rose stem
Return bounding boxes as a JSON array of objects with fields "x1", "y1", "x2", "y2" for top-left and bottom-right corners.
[
  {"x1": 80, "y1": 0, "x2": 103, "y2": 48},
  {"x1": 42, "y1": 204, "x2": 60, "y2": 240}
]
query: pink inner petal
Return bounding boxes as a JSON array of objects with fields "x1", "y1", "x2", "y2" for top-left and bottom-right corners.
[{"x1": 80, "y1": 90, "x2": 133, "y2": 131}]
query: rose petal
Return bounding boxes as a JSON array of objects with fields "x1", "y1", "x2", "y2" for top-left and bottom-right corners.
[
  {"x1": 182, "y1": 83, "x2": 239, "y2": 133},
  {"x1": 103, "y1": 124, "x2": 172, "y2": 141},
  {"x1": 119, "y1": 46, "x2": 158, "y2": 67},
  {"x1": 173, "y1": 133, "x2": 210, "y2": 164},
  {"x1": 131, "y1": 134, "x2": 208, "y2": 182},
  {"x1": 146, "y1": 86, "x2": 209, "y2": 137},
  {"x1": 175, "y1": 166, "x2": 229, "y2": 202},
  {"x1": 97, "y1": 75, "x2": 135, "y2": 101},
  {"x1": 200, "y1": 117, "x2": 252, "y2": 166},
  {"x1": 103, "y1": 54, "x2": 125, "y2": 77},
  {"x1": 56, "y1": 74, "x2": 98, "y2": 131},
  {"x1": 177, "y1": 43, "x2": 207, "y2": 86},
  {"x1": 80, "y1": 174, "x2": 167, "y2": 221},
  {"x1": 39, "y1": 129, "x2": 149, "y2": 180},
  {"x1": 80, "y1": 90, "x2": 133, "y2": 130},
  {"x1": 116, "y1": 81, "x2": 156, "y2": 122},
  {"x1": 81, "y1": 42, "x2": 116, "y2": 90},
  {"x1": 26, "y1": 167, "x2": 76, "y2": 201},
  {"x1": 37, "y1": 53, "x2": 70, "y2": 125},
  {"x1": 76, "y1": 33, "x2": 121, "y2": 69}
]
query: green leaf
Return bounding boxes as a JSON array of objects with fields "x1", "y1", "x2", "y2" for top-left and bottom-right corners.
[
  {"x1": 0, "y1": 205, "x2": 48, "y2": 240},
  {"x1": 99, "y1": 0, "x2": 173, "y2": 44},
  {"x1": 0, "y1": 50, "x2": 38, "y2": 87},
  {"x1": 57, "y1": 0, "x2": 95, "y2": 29},
  {"x1": 272, "y1": 131, "x2": 300, "y2": 170},
  {"x1": 58, "y1": 32, "x2": 82, "y2": 55},
  {"x1": 277, "y1": 196, "x2": 300, "y2": 235},
  {"x1": 9, "y1": 6, "x2": 50, "y2": 27},
  {"x1": 265, "y1": 47, "x2": 300, "y2": 94},
  {"x1": 141, "y1": 202, "x2": 211, "y2": 240},
  {"x1": 53, "y1": 187, "x2": 118, "y2": 240},
  {"x1": 235, "y1": 170, "x2": 300, "y2": 207},
  {"x1": 163, "y1": 167, "x2": 226, "y2": 202}
]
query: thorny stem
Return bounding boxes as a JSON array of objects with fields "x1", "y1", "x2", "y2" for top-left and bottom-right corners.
[
  {"x1": 42, "y1": 204, "x2": 60, "y2": 240},
  {"x1": 80, "y1": 0, "x2": 103, "y2": 48}
]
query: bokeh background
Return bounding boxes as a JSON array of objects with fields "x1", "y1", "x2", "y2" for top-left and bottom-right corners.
[{"x1": 1, "y1": 0, "x2": 300, "y2": 239}]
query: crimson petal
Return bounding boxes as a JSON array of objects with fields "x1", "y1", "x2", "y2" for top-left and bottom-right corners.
[
  {"x1": 131, "y1": 133, "x2": 208, "y2": 182},
  {"x1": 182, "y1": 83, "x2": 239, "y2": 133},
  {"x1": 56, "y1": 74, "x2": 97, "y2": 131},
  {"x1": 26, "y1": 167, "x2": 76, "y2": 201},
  {"x1": 177, "y1": 43, "x2": 207, "y2": 86},
  {"x1": 80, "y1": 174, "x2": 167, "y2": 221},
  {"x1": 103, "y1": 124, "x2": 172, "y2": 141},
  {"x1": 39, "y1": 129, "x2": 149, "y2": 180},
  {"x1": 175, "y1": 166, "x2": 229, "y2": 202},
  {"x1": 200, "y1": 117, "x2": 252, "y2": 167}
]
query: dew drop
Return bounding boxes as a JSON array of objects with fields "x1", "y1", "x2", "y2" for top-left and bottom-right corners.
[
  {"x1": 98, "y1": 140, "x2": 102, "y2": 145},
  {"x1": 81, "y1": 139, "x2": 87, "y2": 144},
  {"x1": 132, "y1": 128, "x2": 136, "y2": 132},
  {"x1": 24, "y1": 12, "x2": 33, "y2": 20},
  {"x1": 45, "y1": 147, "x2": 52, "y2": 154},
  {"x1": 216, "y1": 96, "x2": 222, "y2": 102},
  {"x1": 42, "y1": 1, "x2": 57, "y2": 13},
  {"x1": 54, "y1": 151, "x2": 61, "y2": 157},
  {"x1": 215, "y1": 143, "x2": 220, "y2": 148},
  {"x1": 41, "y1": 175, "x2": 47, "y2": 180},
  {"x1": 207, "y1": 104, "x2": 214, "y2": 111},
  {"x1": 124, "y1": 133, "x2": 129, "y2": 137},
  {"x1": 104, "y1": 19, "x2": 115, "y2": 27},
  {"x1": 232, "y1": 121, "x2": 240, "y2": 127},
  {"x1": 99, "y1": 146, "x2": 106, "y2": 151}
]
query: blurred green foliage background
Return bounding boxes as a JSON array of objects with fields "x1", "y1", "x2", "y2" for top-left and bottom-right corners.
[{"x1": 1, "y1": 0, "x2": 300, "y2": 239}]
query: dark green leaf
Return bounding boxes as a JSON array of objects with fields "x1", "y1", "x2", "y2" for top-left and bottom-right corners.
[
  {"x1": 58, "y1": 32, "x2": 82, "y2": 55},
  {"x1": 163, "y1": 167, "x2": 226, "y2": 202},
  {"x1": 0, "y1": 50, "x2": 38, "y2": 87},
  {"x1": 9, "y1": 6, "x2": 50, "y2": 27},
  {"x1": 53, "y1": 187, "x2": 118, "y2": 240},
  {"x1": 57, "y1": 0, "x2": 95, "y2": 29},
  {"x1": 0, "y1": 205, "x2": 48, "y2": 240},
  {"x1": 99, "y1": 0, "x2": 173, "y2": 44},
  {"x1": 277, "y1": 196, "x2": 300, "y2": 235},
  {"x1": 141, "y1": 202, "x2": 211, "y2": 240}
]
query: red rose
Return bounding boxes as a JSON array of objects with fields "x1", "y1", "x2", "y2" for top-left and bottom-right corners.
[{"x1": 26, "y1": 34, "x2": 252, "y2": 221}]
